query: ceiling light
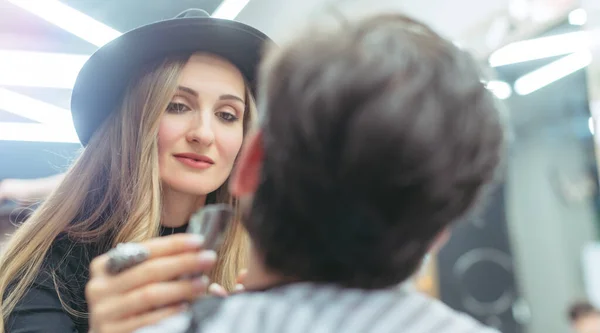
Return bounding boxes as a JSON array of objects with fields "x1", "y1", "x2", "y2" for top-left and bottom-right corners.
[
  {"x1": 514, "y1": 51, "x2": 592, "y2": 95},
  {"x1": 569, "y1": 8, "x2": 587, "y2": 26},
  {"x1": 485, "y1": 80, "x2": 512, "y2": 100},
  {"x1": 0, "y1": 122, "x2": 79, "y2": 143},
  {"x1": 212, "y1": 0, "x2": 251, "y2": 19},
  {"x1": 489, "y1": 31, "x2": 592, "y2": 67},
  {"x1": 0, "y1": 89, "x2": 78, "y2": 143},
  {"x1": 0, "y1": 50, "x2": 88, "y2": 89},
  {"x1": 6, "y1": 0, "x2": 122, "y2": 47},
  {"x1": 0, "y1": 88, "x2": 72, "y2": 125},
  {"x1": 509, "y1": 0, "x2": 531, "y2": 21}
]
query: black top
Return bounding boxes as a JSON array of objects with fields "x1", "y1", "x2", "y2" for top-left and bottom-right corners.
[{"x1": 5, "y1": 225, "x2": 188, "y2": 333}]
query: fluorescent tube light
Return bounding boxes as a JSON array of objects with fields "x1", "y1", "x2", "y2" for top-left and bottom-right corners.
[
  {"x1": 489, "y1": 31, "x2": 592, "y2": 67},
  {"x1": 0, "y1": 89, "x2": 77, "y2": 143},
  {"x1": 486, "y1": 80, "x2": 512, "y2": 100},
  {"x1": 514, "y1": 51, "x2": 592, "y2": 95},
  {"x1": 569, "y1": 8, "x2": 587, "y2": 26},
  {"x1": 0, "y1": 88, "x2": 72, "y2": 125},
  {"x1": 6, "y1": 0, "x2": 122, "y2": 47},
  {"x1": 212, "y1": 0, "x2": 250, "y2": 19},
  {"x1": 0, "y1": 122, "x2": 79, "y2": 143},
  {"x1": 0, "y1": 50, "x2": 88, "y2": 89}
]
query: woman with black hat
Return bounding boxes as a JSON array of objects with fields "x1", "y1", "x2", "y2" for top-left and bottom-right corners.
[{"x1": 0, "y1": 9, "x2": 271, "y2": 333}]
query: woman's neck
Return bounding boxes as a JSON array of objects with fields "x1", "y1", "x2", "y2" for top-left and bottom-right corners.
[{"x1": 161, "y1": 186, "x2": 206, "y2": 227}]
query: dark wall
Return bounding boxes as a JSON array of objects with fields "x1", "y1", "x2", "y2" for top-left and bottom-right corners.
[{"x1": 438, "y1": 184, "x2": 522, "y2": 333}]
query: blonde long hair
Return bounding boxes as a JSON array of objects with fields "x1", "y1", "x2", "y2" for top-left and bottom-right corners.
[{"x1": 0, "y1": 54, "x2": 255, "y2": 331}]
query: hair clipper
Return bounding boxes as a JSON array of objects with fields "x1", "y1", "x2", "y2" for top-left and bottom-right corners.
[
  {"x1": 183, "y1": 204, "x2": 233, "y2": 281},
  {"x1": 187, "y1": 203, "x2": 233, "y2": 252}
]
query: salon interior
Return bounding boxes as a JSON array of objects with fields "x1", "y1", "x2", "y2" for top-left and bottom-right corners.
[{"x1": 0, "y1": 0, "x2": 599, "y2": 332}]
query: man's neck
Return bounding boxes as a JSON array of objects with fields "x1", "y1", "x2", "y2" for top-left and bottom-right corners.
[
  {"x1": 242, "y1": 243, "x2": 289, "y2": 291},
  {"x1": 241, "y1": 245, "x2": 430, "y2": 293}
]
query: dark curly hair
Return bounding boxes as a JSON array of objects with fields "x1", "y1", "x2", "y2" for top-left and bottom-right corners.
[
  {"x1": 245, "y1": 14, "x2": 505, "y2": 289},
  {"x1": 569, "y1": 301, "x2": 599, "y2": 322}
]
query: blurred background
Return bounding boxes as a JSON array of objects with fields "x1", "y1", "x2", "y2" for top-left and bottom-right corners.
[{"x1": 0, "y1": 0, "x2": 599, "y2": 333}]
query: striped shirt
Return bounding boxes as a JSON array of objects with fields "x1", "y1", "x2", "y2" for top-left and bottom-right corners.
[{"x1": 136, "y1": 282, "x2": 499, "y2": 333}]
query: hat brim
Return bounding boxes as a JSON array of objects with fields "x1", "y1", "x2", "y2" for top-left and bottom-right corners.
[{"x1": 71, "y1": 17, "x2": 271, "y2": 146}]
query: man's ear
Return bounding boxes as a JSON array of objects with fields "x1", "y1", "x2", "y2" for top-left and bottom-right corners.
[{"x1": 229, "y1": 130, "x2": 264, "y2": 197}]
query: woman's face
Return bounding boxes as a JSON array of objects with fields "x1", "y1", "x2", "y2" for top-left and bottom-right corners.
[{"x1": 158, "y1": 53, "x2": 246, "y2": 196}]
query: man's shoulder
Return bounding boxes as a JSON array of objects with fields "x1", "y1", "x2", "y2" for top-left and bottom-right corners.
[
  {"x1": 398, "y1": 290, "x2": 501, "y2": 333},
  {"x1": 136, "y1": 283, "x2": 501, "y2": 333},
  {"x1": 134, "y1": 312, "x2": 193, "y2": 333},
  {"x1": 206, "y1": 284, "x2": 501, "y2": 333}
]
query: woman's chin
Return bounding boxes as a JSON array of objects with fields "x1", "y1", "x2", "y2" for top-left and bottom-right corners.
[{"x1": 165, "y1": 182, "x2": 221, "y2": 197}]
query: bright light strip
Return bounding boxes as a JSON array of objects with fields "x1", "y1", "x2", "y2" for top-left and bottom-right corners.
[
  {"x1": 489, "y1": 31, "x2": 592, "y2": 67},
  {"x1": 6, "y1": 0, "x2": 122, "y2": 47},
  {"x1": 514, "y1": 51, "x2": 592, "y2": 95},
  {"x1": 0, "y1": 50, "x2": 88, "y2": 89},
  {"x1": 486, "y1": 80, "x2": 512, "y2": 100},
  {"x1": 589, "y1": 117, "x2": 594, "y2": 135},
  {"x1": 0, "y1": 88, "x2": 72, "y2": 125},
  {"x1": 569, "y1": 8, "x2": 587, "y2": 26},
  {"x1": 0, "y1": 122, "x2": 79, "y2": 143},
  {"x1": 212, "y1": 0, "x2": 250, "y2": 19}
]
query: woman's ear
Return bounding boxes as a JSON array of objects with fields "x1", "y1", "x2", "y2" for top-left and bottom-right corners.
[{"x1": 229, "y1": 130, "x2": 264, "y2": 197}]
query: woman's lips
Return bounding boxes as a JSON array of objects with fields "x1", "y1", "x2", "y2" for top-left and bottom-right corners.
[{"x1": 173, "y1": 153, "x2": 214, "y2": 169}]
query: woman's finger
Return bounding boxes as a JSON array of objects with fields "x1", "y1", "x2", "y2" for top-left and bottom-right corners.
[
  {"x1": 236, "y1": 269, "x2": 248, "y2": 284},
  {"x1": 114, "y1": 250, "x2": 216, "y2": 293},
  {"x1": 88, "y1": 250, "x2": 217, "y2": 299},
  {"x1": 93, "y1": 277, "x2": 209, "y2": 321},
  {"x1": 208, "y1": 283, "x2": 228, "y2": 297},
  {"x1": 90, "y1": 233, "x2": 205, "y2": 278},
  {"x1": 101, "y1": 303, "x2": 187, "y2": 333}
]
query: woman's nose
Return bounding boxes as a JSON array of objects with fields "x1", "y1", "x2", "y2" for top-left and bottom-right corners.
[{"x1": 186, "y1": 111, "x2": 215, "y2": 146}]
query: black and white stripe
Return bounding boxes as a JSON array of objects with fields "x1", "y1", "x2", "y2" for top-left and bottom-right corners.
[{"x1": 136, "y1": 282, "x2": 500, "y2": 333}]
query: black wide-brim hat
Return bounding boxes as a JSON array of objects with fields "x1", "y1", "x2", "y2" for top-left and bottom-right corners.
[{"x1": 71, "y1": 9, "x2": 271, "y2": 146}]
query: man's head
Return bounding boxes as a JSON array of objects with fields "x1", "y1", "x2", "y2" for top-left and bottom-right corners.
[
  {"x1": 569, "y1": 302, "x2": 600, "y2": 333},
  {"x1": 230, "y1": 14, "x2": 504, "y2": 289}
]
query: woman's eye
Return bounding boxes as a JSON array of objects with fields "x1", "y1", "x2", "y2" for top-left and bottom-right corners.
[
  {"x1": 166, "y1": 102, "x2": 191, "y2": 113},
  {"x1": 216, "y1": 111, "x2": 239, "y2": 123}
]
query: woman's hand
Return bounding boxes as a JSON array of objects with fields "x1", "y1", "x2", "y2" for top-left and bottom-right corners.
[
  {"x1": 207, "y1": 269, "x2": 247, "y2": 296},
  {"x1": 86, "y1": 234, "x2": 216, "y2": 333}
]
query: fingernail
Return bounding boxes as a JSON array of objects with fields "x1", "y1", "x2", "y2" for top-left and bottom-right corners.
[
  {"x1": 187, "y1": 235, "x2": 204, "y2": 247},
  {"x1": 198, "y1": 250, "x2": 217, "y2": 262},
  {"x1": 235, "y1": 284, "x2": 245, "y2": 291},
  {"x1": 209, "y1": 283, "x2": 224, "y2": 295},
  {"x1": 192, "y1": 276, "x2": 210, "y2": 290}
]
